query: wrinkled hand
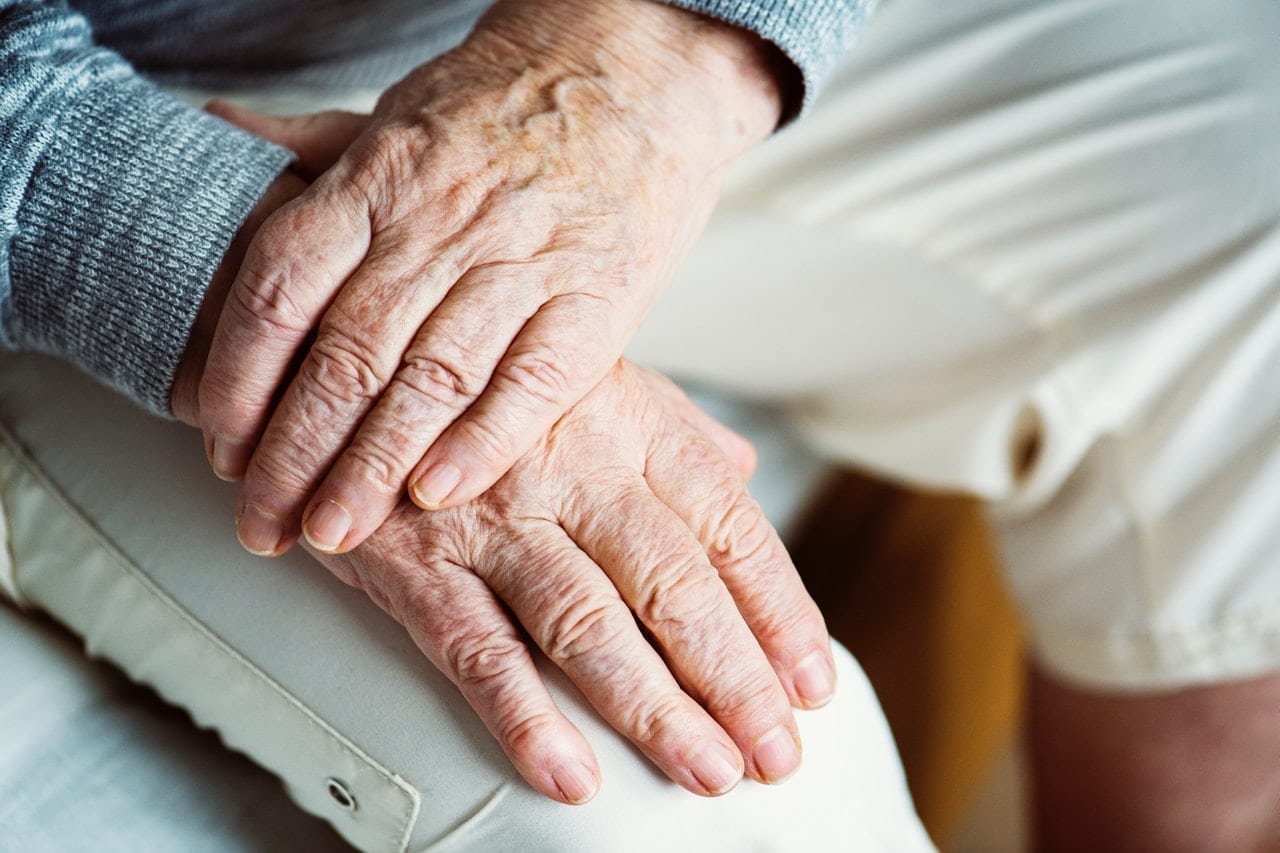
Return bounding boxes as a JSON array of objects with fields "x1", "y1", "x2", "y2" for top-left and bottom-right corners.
[
  {"x1": 195, "y1": 0, "x2": 790, "y2": 558},
  {"x1": 180, "y1": 317, "x2": 835, "y2": 801},
  {"x1": 313, "y1": 361, "x2": 836, "y2": 802}
]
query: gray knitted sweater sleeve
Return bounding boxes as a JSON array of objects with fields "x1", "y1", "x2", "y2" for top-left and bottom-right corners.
[
  {"x1": 2, "y1": 0, "x2": 872, "y2": 418},
  {"x1": 0, "y1": 2, "x2": 292, "y2": 415},
  {"x1": 664, "y1": 0, "x2": 875, "y2": 111}
]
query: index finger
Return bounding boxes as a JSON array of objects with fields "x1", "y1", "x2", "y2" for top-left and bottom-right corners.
[
  {"x1": 318, "y1": 537, "x2": 601, "y2": 805},
  {"x1": 407, "y1": 292, "x2": 630, "y2": 510},
  {"x1": 198, "y1": 182, "x2": 371, "y2": 479}
]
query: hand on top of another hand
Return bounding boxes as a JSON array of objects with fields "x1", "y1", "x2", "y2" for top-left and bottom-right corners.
[
  {"x1": 172, "y1": 95, "x2": 834, "y2": 803},
  {"x1": 179, "y1": 323, "x2": 836, "y2": 802},
  {"x1": 313, "y1": 360, "x2": 836, "y2": 803},
  {"x1": 193, "y1": 0, "x2": 790, "y2": 558}
]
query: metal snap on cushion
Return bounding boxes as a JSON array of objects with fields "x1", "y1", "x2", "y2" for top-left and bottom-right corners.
[{"x1": 326, "y1": 777, "x2": 358, "y2": 811}]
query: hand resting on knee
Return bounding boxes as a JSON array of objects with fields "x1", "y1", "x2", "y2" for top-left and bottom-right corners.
[{"x1": 170, "y1": 166, "x2": 834, "y2": 807}]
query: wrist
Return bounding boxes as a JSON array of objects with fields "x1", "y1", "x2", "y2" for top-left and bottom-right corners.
[
  {"x1": 473, "y1": 0, "x2": 791, "y2": 156},
  {"x1": 170, "y1": 170, "x2": 308, "y2": 425}
]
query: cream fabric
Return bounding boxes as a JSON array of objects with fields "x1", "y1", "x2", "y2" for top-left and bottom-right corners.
[
  {"x1": 0, "y1": 419, "x2": 420, "y2": 850},
  {"x1": 0, "y1": 605, "x2": 347, "y2": 851},
  {"x1": 628, "y1": 0, "x2": 1280, "y2": 689}
]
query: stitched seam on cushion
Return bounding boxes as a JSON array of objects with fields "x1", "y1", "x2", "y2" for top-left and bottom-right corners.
[{"x1": 0, "y1": 421, "x2": 420, "y2": 852}]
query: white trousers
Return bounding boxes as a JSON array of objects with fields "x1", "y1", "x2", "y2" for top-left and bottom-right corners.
[
  {"x1": 4, "y1": 0, "x2": 1280, "y2": 848},
  {"x1": 633, "y1": 0, "x2": 1280, "y2": 689}
]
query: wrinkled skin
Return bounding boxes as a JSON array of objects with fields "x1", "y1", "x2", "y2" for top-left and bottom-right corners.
[
  {"x1": 194, "y1": 0, "x2": 789, "y2": 560},
  {"x1": 314, "y1": 361, "x2": 835, "y2": 803},
  {"x1": 173, "y1": 173, "x2": 833, "y2": 806}
]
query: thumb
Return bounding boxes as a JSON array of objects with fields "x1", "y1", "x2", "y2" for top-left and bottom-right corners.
[{"x1": 206, "y1": 100, "x2": 371, "y2": 180}]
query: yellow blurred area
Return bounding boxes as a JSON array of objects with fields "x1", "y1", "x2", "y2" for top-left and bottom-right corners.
[{"x1": 791, "y1": 471, "x2": 1025, "y2": 849}]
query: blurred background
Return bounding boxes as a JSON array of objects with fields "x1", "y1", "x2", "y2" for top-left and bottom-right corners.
[{"x1": 790, "y1": 469, "x2": 1026, "y2": 852}]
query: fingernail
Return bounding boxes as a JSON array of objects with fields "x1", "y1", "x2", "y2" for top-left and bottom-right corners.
[
  {"x1": 552, "y1": 761, "x2": 599, "y2": 804},
  {"x1": 793, "y1": 651, "x2": 836, "y2": 708},
  {"x1": 689, "y1": 741, "x2": 743, "y2": 796},
  {"x1": 210, "y1": 436, "x2": 251, "y2": 482},
  {"x1": 752, "y1": 727, "x2": 801, "y2": 784},
  {"x1": 237, "y1": 503, "x2": 283, "y2": 556},
  {"x1": 410, "y1": 463, "x2": 462, "y2": 509},
  {"x1": 304, "y1": 500, "x2": 352, "y2": 553}
]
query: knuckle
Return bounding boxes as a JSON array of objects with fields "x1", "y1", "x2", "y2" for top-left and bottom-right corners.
[
  {"x1": 709, "y1": 671, "x2": 788, "y2": 722},
  {"x1": 303, "y1": 330, "x2": 389, "y2": 407},
  {"x1": 756, "y1": 594, "x2": 826, "y2": 653},
  {"x1": 447, "y1": 630, "x2": 529, "y2": 690},
  {"x1": 624, "y1": 693, "x2": 690, "y2": 748},
  {"x1": 400, "y1": 349, "x2": 483, "y2": 407},
  {"x1": 676, "y1": 441, "x2": 743, "y2": 500},
  {"x1": 249, "y1": 435, "x2": 323, "y2": 497},
  {"x1": 704, "y1": 497, "x2": 818, "y2": 641},
  {"x1": 496, "y1": 350, "x2": 576, "y2": 408},
  {"x1": 495, "y1": 708, "x2": 563, "y2": 758},
  {"x1": 542, "y1": 595, "x2": 631, "y2": 665},
  {"x1": 433, "y1": 177, "x2": 491, "y2": 234},
  {"x1": 352, "y1": 123, "x2": 433, "y2": 209},
  {"x1": 708, "y1": 495, "x2": 775, "y2": 570},
  {"x1": 635, "y1": 559, "x2": 723, "y2": 634},
  {"x1": 453, "y1": 413, "x2": 517, "y2": 467},
  {"x1": 341, "y1": 435, "x2": 409, "y2": 497},
  {"x1": 231, "y1": 246, "x2": 313, "y2": 336}
]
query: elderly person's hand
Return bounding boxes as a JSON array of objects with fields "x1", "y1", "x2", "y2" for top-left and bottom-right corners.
[
  {"x1": 194, "y1": 0, "x2": 792, "y2": 558},
  {"x1": 178, "y1": 259, "x2": 836, "y2": 801},
  {"x1": 314, "y1": 361, "x2": 836, "y2": 802}
]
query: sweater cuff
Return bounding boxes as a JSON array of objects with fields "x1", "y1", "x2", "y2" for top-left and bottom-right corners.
[
  {"x1": 655, "y1": 0, "x2": 876, "y2": 117},
  {"x1": 8, "y1": 71, "x2": 291, "y2": 417}
]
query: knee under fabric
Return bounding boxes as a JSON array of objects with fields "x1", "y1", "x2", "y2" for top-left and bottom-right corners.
[{"x1": 0, "y1": 353, "x2": 933, "y2": 852}]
